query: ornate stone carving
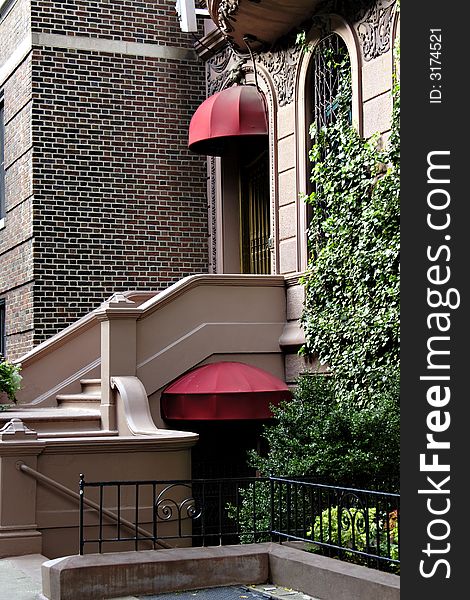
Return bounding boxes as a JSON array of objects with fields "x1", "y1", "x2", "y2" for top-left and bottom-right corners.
[
  {"x1": 257, "y1": 43, "x2": 303, "y2": 107},
  {"x1": 207, "y1": 46, "x2": 248, "y2": 95},
  {"x1": 209, "y1": 157, "x2": 217, "y2": 273},
  {"x1": 0, "y1": 418, "x2": 38, "y2": 441},
  {"x1": 355, "y1": 0, "x2": 397, "y2": 61},
  {"x1": 209, "y1": 44, "x2": 233, "y2": 74},
  {"x1": 217, "y1": 0, "x2": 241, "y2": 36}
]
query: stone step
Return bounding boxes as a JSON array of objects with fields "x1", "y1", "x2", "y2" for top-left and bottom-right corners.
[
  {"x1": 56, "y1": 393, "x2": 101, "y2": 409},
  {"x1": 56, "y1": 377, "x2": 102, "y2": 408},
  {"x1": 0, "y1": 407, "x2": 102, "y2": 435},
  {"x1": 79, "y1": 378, "x2": 102, "y2": 395}
]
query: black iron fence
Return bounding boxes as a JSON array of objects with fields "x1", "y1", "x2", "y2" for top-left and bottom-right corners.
[{"x1": 78, "y1": 474, "x2": 399, "y2": 571}]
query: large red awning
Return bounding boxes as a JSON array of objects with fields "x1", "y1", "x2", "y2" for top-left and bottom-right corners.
[
  {"x1": 188, "y1": 86, "x2": 268, "y2": 156},
  {"x1": 161, "y1": 361, "x2": 291, "y2": 421}
]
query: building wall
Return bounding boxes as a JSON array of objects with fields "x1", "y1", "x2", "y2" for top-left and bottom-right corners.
[
  {"x1": 0, "y1": 0, "x2": 34, "y2": 359},
  {"x1": 1, "y1": 0, "x2": 209, "y2": 358}
]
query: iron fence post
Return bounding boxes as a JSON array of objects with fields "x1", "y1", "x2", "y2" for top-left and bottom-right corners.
[{"x1": 79, "y1": 473, "x2": 85, "y2": 556}]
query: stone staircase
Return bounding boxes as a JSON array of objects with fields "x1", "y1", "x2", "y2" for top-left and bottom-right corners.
[
  {"x1": 56, "y1": 378, "x2": 101, "y2": 409},
  {"x1": 0, "y1": 379, "x2": 116, "y2": 438}
]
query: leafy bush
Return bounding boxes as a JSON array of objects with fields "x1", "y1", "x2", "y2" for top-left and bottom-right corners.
[
  {"x1": 0, "y1": 357, "x2": 22, "y2": 405},
  {"x1": 309, "y1": 505, "x2": 399, "y2": 565},
  {"x1": 226, "y1": 480, "x2": 272, "y2": 544},
  {"x1": 249, "y1": 373, "x2": 400, "y2": 491}
]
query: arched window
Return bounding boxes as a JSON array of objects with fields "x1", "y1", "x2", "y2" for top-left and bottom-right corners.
[
  {"x1": 308, "y1": 33, "x2": 351, "y2": 133},
  {"x1": 304, "y1": 33, "x2": 352, "y2": 235}
]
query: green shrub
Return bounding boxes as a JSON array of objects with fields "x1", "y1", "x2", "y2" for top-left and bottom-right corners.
[
  {"x1": 308, "y1": 505, "x2": 399, "y2": 565},
  {"x1": 0, "y1": 357, "x2": 22, "y2": 405},
  {"x1": 249, "y1": 373, "x2": 400, "y2": 491}
]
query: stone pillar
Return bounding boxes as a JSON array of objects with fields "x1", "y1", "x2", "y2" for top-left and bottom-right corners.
[
  {"x1": 95, "y1": 294, "x2": 141, "y2": 431},
  {"x1": 0, "y1": 419, "x2": 45, "y2": 558}
]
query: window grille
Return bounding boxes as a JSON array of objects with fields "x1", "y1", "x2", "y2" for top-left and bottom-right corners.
[
  {"x1": 240, "y1": 150, "x2": 270, "y2": 275},
  {"x1": 305, "y1": 33, "x2": 352, "y2": 244},
  {"x1": 310, "y1": 33, "x2": 351, "y2": 131}
]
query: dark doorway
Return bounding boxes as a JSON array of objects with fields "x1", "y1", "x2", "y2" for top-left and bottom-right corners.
[
  {"x1": 175, "y1": 420, "x2": 265, "y2": 479},
  {"x1": 240, "y1": 148, "x2": 271, "y2": 274}
]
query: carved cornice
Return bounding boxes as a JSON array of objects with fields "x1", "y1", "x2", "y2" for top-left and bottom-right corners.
[
  {"x1": 211, "y1": 0, "x2": 241, "y2": 37},
  {"x1": 207, "y1": 46, "x2": 249, "y2": 96},
  {"x1": 256, "y1": 39, "x2": 303, "y2": 107},
  {"x1": 205, "y1": 0, "x2": 398, "y2": 105},
  {"x1": 355, "y1": 0, "x2": 396, "y2": 61}
]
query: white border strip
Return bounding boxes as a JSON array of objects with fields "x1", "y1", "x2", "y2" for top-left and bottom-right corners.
[
  {"x1": 32, "y1": 32, "x2": 197, "y2": 61},
  {"x1": 0, "y1": 35, "x2": 32, "y2": 86}
]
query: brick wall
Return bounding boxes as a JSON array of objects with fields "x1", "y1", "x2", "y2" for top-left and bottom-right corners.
[
  {"x1": 0, "y1": 0, "x2": 30, "y2": 65},
  {"x1": 30, "y1": 3, "x2": 208, "y2": 343},
  {"x1": 0, "y1": 0, "x2": 209, "y2": 357},
  {"x1": 0, "y1": 0, "x2": 34, "y2": 360},
  {"x1": 30, "y1": 0, "x2": 202, "y2": 46}
]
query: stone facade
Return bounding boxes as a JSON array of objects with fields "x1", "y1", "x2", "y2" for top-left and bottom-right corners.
[
  {"x1": 203, "y1": 0, "x2": 399, "y2": 381},
  {"x1": 0, "y1": 0, "x2": 209, "y2": 359}
]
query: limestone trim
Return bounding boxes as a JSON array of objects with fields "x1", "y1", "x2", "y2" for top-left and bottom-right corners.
[
  {"x1": 0, "y1": 0, "x2": 15, "y2": 15},
  {"x1": 38, "y1": 435, "x2": 199, "y2": 455},
  {"x1": 284, "y1": 272, "x2": 306, "y2": 287},
  {"x1": 137, "y1": 274, "x2": 286, "y2": 317},
  {"x1": 0, "y1": 35, "x2": 31, "y2": 87},
  {"x1": 295, "y1": 15, "x2": 362, "y2": 272},
  {"x1": 31, "y1": 33, "x2": 198, "y2": 62}
]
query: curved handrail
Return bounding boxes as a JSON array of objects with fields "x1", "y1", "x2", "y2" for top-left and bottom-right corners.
[{"x1": 111, "y1": 376, "x2": 161, "y2": 436}]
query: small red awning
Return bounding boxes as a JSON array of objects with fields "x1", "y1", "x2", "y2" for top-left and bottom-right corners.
[
  {"x1": 188, "y1": 86, "x2": 268, "y2": 156},
  {"x1": 161, "y1": 361, "x2": 291, "y2": 421}
]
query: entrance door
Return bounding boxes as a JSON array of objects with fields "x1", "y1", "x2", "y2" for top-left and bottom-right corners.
[{"x1": 240, "y1": 149, "x2": 271, "y2": 274}]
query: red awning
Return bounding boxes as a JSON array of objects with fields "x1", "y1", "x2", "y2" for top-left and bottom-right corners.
[
  {"x1": 188, "y1": 86, "x2": 268, "y2": 156},
  {"x1": 161, "y1": 361, "x2": 291, "y2": 421}
]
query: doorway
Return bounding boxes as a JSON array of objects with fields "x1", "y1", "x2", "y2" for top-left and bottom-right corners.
[{"x1": 240, "y1": 149, "x2": 270, "y2": 274}]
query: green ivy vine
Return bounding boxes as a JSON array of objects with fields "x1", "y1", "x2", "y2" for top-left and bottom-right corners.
[{"x1": 301, "y1": 55, "x2": 400, "y2": 407}]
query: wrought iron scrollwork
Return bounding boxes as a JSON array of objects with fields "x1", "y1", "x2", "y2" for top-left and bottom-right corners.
[{"x1": 154, "y1": 483, "x2": 202, "y2": 524}]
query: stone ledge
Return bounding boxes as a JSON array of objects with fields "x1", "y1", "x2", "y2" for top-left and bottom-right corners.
[{"x1": 41, "y1": 543, "x2": 400, "y2": 600}]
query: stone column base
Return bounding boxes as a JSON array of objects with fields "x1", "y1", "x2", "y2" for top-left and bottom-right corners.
[{"x1": 0, "y1": 528, "x2": 43, "y2": 558}]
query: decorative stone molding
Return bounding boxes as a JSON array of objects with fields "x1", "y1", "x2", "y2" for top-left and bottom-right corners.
[
  {"x1": 257, "y1": 42, "x2": 303, "y2": 107},
  {"x1": 209, "y1": 157, "x2": 217, "y2": 273},
  {"x1": 107, "y1": 292, "x2": 136, "y2": 306},
  {"x1": 209, "y1": 43, "x2": 233, "y2": 74},
  {"x1": 207, "y1": 46, "x2": 248, "y2": 96},
  {"x1": 355, "y1": 0, "x2": 397, "y2": 61},
  {"x1": 0, "y1": 418, "x2": 38, "y2": 441},
  {"x1": 214, "y1": 0, "x2": 241, "y2": 37}
]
